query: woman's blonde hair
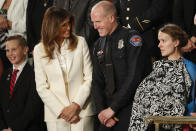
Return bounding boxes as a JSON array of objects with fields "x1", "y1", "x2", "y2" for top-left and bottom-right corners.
[{"x1": 41, "y1": 7, "x2": 78, "y2": 60}]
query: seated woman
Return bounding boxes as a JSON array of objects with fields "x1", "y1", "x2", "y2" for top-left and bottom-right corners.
[{"x1": 128, "y1": 24, "x2": 196, "y2": 131}]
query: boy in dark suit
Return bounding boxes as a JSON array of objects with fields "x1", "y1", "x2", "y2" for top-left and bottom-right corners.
[{"x1": 0, "y1": 35, "x2": 45, "y2": 131}]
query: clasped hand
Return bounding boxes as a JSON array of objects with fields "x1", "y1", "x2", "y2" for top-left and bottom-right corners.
[
  {"x1": 98, "y1": 107, "x2": 119, "y2": 128},
  {"x1": 60, "y1": 102, "x2": 81, "y2": 124}
]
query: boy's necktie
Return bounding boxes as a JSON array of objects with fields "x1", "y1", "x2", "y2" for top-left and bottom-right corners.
[{"x1": 9, "y1": 69, "x2": 19, "y2": 98}]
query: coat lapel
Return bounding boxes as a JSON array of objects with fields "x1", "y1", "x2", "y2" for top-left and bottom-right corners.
[{"x1": 51, "y1": 52, "x2": 71, "y2": 102}]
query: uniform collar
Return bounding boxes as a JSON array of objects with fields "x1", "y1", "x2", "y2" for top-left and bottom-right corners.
[{"x1": 109, "y1": 25, "x2": 121, "y2": 38}]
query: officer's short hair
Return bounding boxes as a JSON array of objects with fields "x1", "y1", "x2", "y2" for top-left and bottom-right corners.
[{"x1": 93, "y1": 1, "x2": 117, "y2": 18}]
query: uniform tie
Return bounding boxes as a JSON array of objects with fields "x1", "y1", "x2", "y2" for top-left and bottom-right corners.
[
  {"x1": 104, "y1": 36, "x2": 115, "y2": 95},
  {"x1": 9, "y1": 69, "x2": 19, "y2": 98}
]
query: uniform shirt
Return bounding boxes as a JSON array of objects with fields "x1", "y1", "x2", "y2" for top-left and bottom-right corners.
[{"x1": 92, "y1": 25, "x2": 145, "y2": 113}]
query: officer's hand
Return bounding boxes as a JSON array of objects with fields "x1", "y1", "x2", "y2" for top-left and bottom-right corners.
[
  {"x1": 98, "y1": 107, "x2": 115, "y2": 125},
  {"x1": 105, "y1": 117, "x2": 119, "y2": 127}
]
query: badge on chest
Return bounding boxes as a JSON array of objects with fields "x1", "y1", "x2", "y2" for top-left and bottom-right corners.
[{"x1": 118, "y1": 39, "x2": 124, "y2": 49}]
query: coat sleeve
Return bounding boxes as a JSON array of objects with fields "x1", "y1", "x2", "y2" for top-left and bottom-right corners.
[
  {"x1": 0, "y1": 105, "x2": 6, "y2": 130},
  {"x1": 33, "y1": 45, "x2": 65, "y2": 118},
  {"x1": 72, "y1": 38, "x2": 93, "y2": 108},
  {"x1": 0, "y1": 73, "x2": 7, "y2": 130},
  {"x1": 8, "y1": 0, "x2": 28, "y2": 35}
]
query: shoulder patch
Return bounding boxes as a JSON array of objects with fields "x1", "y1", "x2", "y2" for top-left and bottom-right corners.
[{"x1": 129, "y1": 35, "x2": 142, "y2": 47}]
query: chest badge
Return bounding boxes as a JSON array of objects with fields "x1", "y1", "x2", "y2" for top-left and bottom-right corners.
[
  {"x1": 97, "y1": 50, "x2": 104, "y2": 56},
  {"x1": 118, "y1": 39, "x2": 124, "y2": 49}
]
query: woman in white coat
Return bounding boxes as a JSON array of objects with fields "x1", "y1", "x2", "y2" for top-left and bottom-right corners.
[{"x1": 33, "y1": 7, "x2": 95, "y2": 131}]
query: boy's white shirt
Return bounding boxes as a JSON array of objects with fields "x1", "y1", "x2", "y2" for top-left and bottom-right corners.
[{"x1": 13, "y1": 59, "x2": 27, "y2": 83}]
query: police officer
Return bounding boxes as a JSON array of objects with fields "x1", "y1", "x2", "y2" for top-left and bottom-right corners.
[
  {"x1": 91, "y1": 1, "x2": 145, "y2": 131},
  {"x1": 114, "y1": 0, "x2": 172, "y2": 74}
]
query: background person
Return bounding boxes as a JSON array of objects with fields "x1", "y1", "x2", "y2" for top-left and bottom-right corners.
[
  {"x1": 26, "y1": 0, "x2": 53, "y2": 56},
  {"x1": 0, "y1": 0, "x2": 27, "y2": 77},
  {"x1": 173, "y1": 0, "x2": 196, "y2": 64}
]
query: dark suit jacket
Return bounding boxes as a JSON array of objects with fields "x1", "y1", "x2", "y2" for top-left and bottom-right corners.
[
  {"x1": 0, "y1": 63, "x2": 44, "y2": 131},
  {"x1": 173, "y1": 0, "x2": 196, "y2": 64},
  {"x1": 26, "y1": 0, "x2": 53, "y2": 52},
  {"x1": 54, "y1": 0, "x2": 99, "y2": 49}
]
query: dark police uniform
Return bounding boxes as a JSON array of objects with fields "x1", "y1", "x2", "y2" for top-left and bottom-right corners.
[
  {"x1": 92, "y1": 26, "x2": 145, "y2": 131},
  {"x1": 114, "y1": 0, "x2": 173, "y2": 73}
]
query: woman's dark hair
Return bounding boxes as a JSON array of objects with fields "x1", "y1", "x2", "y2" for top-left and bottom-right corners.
[
  {"x1": 159, "y1": 24, "x2": 188, "y2": 48},
  {"x1": 41, "y1": 7, "x2": 78, "y2": 60}
]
